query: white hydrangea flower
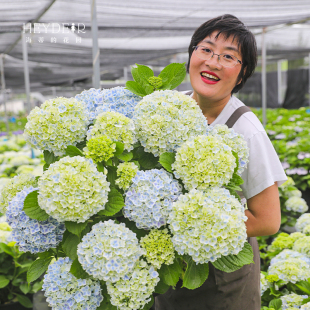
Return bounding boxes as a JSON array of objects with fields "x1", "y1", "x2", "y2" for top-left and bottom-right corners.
[
  {"x1": 168, "y1": 188, "x2": 247, "y2": 264},
  {"x1": 115, "y1": 162, "x2": 139, "y2": 190},
  {"x1": 106, "y1": 259, "x2": 159, "y2": 310},
  {"x1": 260, "y1": 272, "x2": 270, "y2": 296},
  {"x1": 38, "y1": 156, "x2": 110, "y2": 223},
  {"x1": 268, "y1": 258, "x2": 310, "y2": 284},
  {"x1": 287, "y1": 189, "x2": 302, "y2": 198},
  {"x1": 0, "y1": 173, "x2": 37, "y2": 214},
  {"x1": 285, "y1": 197, "x2": 308, "y2": 213},
  {"x1": 24, "y1": 97, "x2": 88, "y2": 156},
  {"x1": 296, "y1": 214, "x2": 310, "y2": 233},
  {"x1": 133, "y1": 90, "x2": 208, "y2": 156},
  {"x1": 281, "y1": 293, "x2": 308, "y2": 310},
  {"x1": 206, "y1": 124, "x2": 249, "y2": 175},
  {"x1": 42, "y1": 257, "x2": 103, "y2": 310},
  {"x1": 123, "y1": 169, "x2": 182, "y2": 229},
  {"x1": 172, "y1": 135, "x2": 236, "y2": 191},
  {"x1": 87, "y1": 111, "x2": 137, "y2": 151},
  {"x1": 270, "y1": 249, "x2": 310, "y2": 266},
  {"x1": 293, "y1": 236, "x2": 310, "y2": 256},
  {"x1": 77, "y1": 220, "x2": 143, "y2": 282},
  {"x1": 301, "y1": 302, "x2": 310, "y2": 310},
  {"x1": 0, "y1": 215, "x2": 12, "y2": 244}
]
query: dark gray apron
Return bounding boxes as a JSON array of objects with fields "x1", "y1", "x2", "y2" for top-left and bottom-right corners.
[{"x1": 155, "y1": 99, "x2": 261, "y2": 310}]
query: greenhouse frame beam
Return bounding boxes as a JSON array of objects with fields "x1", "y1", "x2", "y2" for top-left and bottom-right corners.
[
  {"x1": 22, "y1": 31, "x2": 31, "y2": 113},
  {"x1": 261, "y1": 27, "x2": 267, "y2": 127},
  {"x1": 0, "y1": 54, "x2": 10, "y2": 135},
  {"x1": 90, "y1": 0, "x2": 101, "y2": 89},
  {"x1": 277, "y1": 60, "x2": 282, "y2": 105},
  {"x1": 309, "y1": 52, "x2": 310, "y2": 107}
]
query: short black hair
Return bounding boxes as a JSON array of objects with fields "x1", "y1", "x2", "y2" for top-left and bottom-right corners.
[{"x1": 187, "y1": 14, "x2": 257, "y2": 94}]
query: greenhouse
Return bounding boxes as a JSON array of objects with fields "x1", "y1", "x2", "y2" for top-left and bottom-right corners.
[{"x1": 0, "y1": 1, "x2": 310, "y2": 309}]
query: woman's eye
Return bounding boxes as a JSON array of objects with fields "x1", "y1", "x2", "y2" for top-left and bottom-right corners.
[
  {"x1": 223, "y1": 54, "x2": 234, "y2": 60},
  {"x1": 202, "y1": 48, "x2": 212, "y2": 53}
]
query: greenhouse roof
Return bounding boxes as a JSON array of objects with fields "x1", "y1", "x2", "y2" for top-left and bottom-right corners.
[{"x1": 0, "y1": 0, "x2": 310, "y2": 91}]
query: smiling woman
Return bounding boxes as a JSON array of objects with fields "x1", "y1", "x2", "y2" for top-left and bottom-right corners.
[{"x1": 155, "y1": 14, "x2": 287, "y2": 310}]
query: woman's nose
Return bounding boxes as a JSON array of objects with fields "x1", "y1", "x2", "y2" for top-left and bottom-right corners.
[{"x1": 204, "y1": 54, "x2": 222, "y2": 69}]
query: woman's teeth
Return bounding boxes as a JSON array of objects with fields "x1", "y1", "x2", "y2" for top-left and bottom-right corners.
[{"x1": 201, "y1": 72, "x2": 219, "y2": 81}]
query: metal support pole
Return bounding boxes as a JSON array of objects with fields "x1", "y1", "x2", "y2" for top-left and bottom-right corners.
[
  {"x1": 0, "y1": 54, "x2": 10, "y2": 136},
  {"x1": 308, "y1": 52, "x2": 310, "y2": 107},
  {"x1": 261, "y1": 28, "x2": 267, "y2": 127},
  {"x1": 90, "y1": 0, "x2": 101, "y2": 89},
  {"x1": 277, "y1": 60, "x2": 282, "y2": 105},
  {"x1": 123, "y1": 67, "x2": 128, "y2": 82},
  {"x1": 21, "y1": 31, "x2": 31, "y2": 113}
]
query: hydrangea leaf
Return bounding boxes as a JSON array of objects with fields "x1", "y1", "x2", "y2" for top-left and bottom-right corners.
[
  {"x1": 159, "y1": 152, "x2": 176, "y2": 172},
  {"x1": 158, "y1": 63, "x2": 186, "y2": 90},
  {"x1": 20, "y1": 283, "x2": 31, "y2": 295},
  {"x1": 0, "y1": 275, "x2": 10, "y2": 288},
  {"x1": 76, "y1": 138, "x2": 87, "y2": 151},
  {"x1": 117, "y1": 151, "x2": 133, "y2": 162},
  {"x1": 65, "y1": 221, "x2": 88, "y2": 237},
  {"x1": 97, "y1": 162, "x2": 105, "y2": 173},
  {"x1": 212, "y1": 242, "x2": 254, "y2": 273},
  {"x1": 107, "y1": 166, "x2": 117, "y2": 186},
  {"x1": 97, "y1": 298, "x2": 118, "y2": 310},
  {"x1": 131, "y1": 64, "x2": 154, "y2": 95},
  {"x1": 158, "y1": 260, "x2": 182, "y2": 287},
  {"x1": 141, "y1": 295, "x2": 154, "y2": 310},
  {"x1": 0, "y1": 242, "x2": 15, "y2": 257},
  {"x1": 295, "y1": 280, "x2": 310, "y2": 295},
  {"x1": 154, "y1": 277, "x2": 170, "y2": 294},
  {"x1": 16, "y1": 294, "x2": 33, "y2": 308},
  {"x1": 43, "y1": 150, "x2": 58, "y2": 166},
  {"x1": 125, "y1": 81, "x2": 147, "y2": 97},
  {"x1": 23, "y1": 190, "x2": 49, "y2": 221},
  {"x1": 135, "y1": 147, "x2": 158, "y2": 169},
  {"x1": 114, "y1": 142, "x2": 124, "y2": 156},
  {"x1": 62, "y1": 232, "x2": 80, "y2": 261},
  {"x1": 182, "y1": 257, "x2": 209, "y2": 290},
  {"x1": 65, "y1": 145, "x2": 84, "y2": 157},
  {"x1": 98, "y1": 187, "x2": 124, "y2": 216},
  {"x1": 69, "y1": 258, "x2": 91, "y2": 279},
  {"x1": 120, "y1": 218, "x2": 148, "y2": 240},
  {"x1": 269, "y1": 298, "x2": 282, "y2": 310},
  {"x1": 27, "y1": 257, "x2": 53, "y2": 283}
]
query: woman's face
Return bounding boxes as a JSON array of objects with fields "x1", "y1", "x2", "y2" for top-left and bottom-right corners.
[{"x1": 189, "y1": 31, "x2": 243, "y2": 104}]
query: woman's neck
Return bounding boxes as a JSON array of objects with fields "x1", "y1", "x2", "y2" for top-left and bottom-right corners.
[{"x1": 192, "y1": 92, "x2": 231, "y2": 124}]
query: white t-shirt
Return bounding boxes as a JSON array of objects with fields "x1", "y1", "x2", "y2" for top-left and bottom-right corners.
[{"x1": 185, "y1": 92, "x2": 287, "y2": 200}]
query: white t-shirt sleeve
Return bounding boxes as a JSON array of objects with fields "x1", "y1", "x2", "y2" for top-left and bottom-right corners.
[{"x1": 240, "y1": 130, "x2": 287, "y2": 200}]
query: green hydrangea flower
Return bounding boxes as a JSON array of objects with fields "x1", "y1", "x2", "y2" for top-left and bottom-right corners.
[
  {"x1": 293, "y1": 236, "x2": 310, "y2": 256},
  {"x1": 88, "y1": 111, "x2": 137, "y2": 151},
  {"x1": 140, "y1": 228, "x2": 175, "y2": 269},
  {"x1": 84, "y1": 136, "x2": 116, "y2": 163},
  {"x1": 266, "y1": 274, "x2": 279, "y2": 283},
  {"x1": 269, "y1": 233, "x2": 295, "y2": 251},
  {"x1": 148, "y1": 76, "x2": 163, "y2": 89},
  {"x1": 281, "y1": 293, "x2": 308, "y2": 309},
  {"x1": 115, "y1": 162, "x2": 139, "y2": 190},
  {"x1": 0, "y1": 217, "x2": 11, "y2": 244},
  {"x1": 172, "y1": 135, "x2": 236, "y2": 190},
  {"x1": 0, "y1": 173, "x2": 37, "y2": 213}
]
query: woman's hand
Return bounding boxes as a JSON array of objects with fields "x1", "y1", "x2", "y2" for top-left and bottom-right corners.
[{"x1": 245, "y1": 182, "x2": 281, "y2": 237}]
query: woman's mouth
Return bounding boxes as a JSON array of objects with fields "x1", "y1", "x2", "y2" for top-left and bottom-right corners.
[{"x1": 200, "y1": 72, "x2": 220, "y2": 85}]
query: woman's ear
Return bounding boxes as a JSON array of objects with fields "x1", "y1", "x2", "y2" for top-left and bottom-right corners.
[{"x1": 236, "y1": 66, "x2": 247, "y2": 86}]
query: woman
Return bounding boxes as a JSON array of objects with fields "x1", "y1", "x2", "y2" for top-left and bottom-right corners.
[{"x1": 155, "y1": 14, "x2": 287, "y2": 310}]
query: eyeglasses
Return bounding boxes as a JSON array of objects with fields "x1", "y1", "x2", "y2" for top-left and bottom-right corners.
[{"x1": 193, "y1": 45, "x2": 243, "y2": 68}]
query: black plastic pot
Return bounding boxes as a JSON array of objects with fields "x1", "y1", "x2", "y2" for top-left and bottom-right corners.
[
  {"x1": 301, "y1": 188, "x2": 310, "y2": 207},
  {"x1": 0, "y1": 302, "x2": 30, "y2": 310}
]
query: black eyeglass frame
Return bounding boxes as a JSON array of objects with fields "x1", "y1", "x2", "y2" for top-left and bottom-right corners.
[{"x1": 193, "y1": 45, "x2": 243, "y2": 67}]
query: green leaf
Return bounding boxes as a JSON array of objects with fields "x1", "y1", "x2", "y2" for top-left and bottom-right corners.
[
  {"x1": 97, "y1": 297, "x2": 118, "y2": 310},
  {"x1": 295, "y1": 280, "x2": 310, "y2": 295},
  {"x1": 65, "y1": 221, "x2": 88, "y2": 237},
  {"x1": 27, "y1": 257, "x2": 53, "y2": 283},
  {"x1": 43, "y1": 150, "x2": 57, "y2": 166},
  {"x1": 107, "y1": 166, "x2": 117, "y2": 186},
  {"x1": 117, "y1": 151, "x2": 133, "y2": 162},
  {"x1": 65, "y1": 145, "x2": 84, "y2": 157},
  {"x1": 212, "y1": 242, "x2": 254, "y2": 273},
  {"x1": 62, "y1": 232, "x2": 80, "y2": 261},
  {"x1": 97, "y1": 162, "x2": 105, "y2": 173},
  {"x1": 120, "y1": 218, "x2": 148, "y2": 240},
  {"x1": 131, "y1": 64, "x2": 154, "y2": 95},
  {"x1": 159, "y1": 152, "x2": 175, "y2": 172},
  {"x1": 269, "y1": 298, "x2": 282, "y2": 310},
  {"x1": 19, "y1": 283, "x2": 31, "y2": 294},
  {"x1": 23, "y1": 190, "x2": 49, "y2": 221},
  {"x1": 70, "y1": 258, "x2": 90, "y2": 279},
  {"x1": 38, "y1": 249, "x2": 54, "y2": 260},
  {"x1": 134, "y1": 147, "x2": 158, "y2": 169},
  {"x1": 0, "y1": 275, "x2": 10, "y2": 288},
  {"x1": 158, "y1": 63, "x2": 186, "y2": 90},
  {"x1": 0, "y1": 242, "x2": 15, "y2": 257},
  {"x1": 183, "y1": 258, "x2": 209, "y2": 290},
  {"x1": 154, "y1": 277, "x2": 170, "y2": 294},
  {"x1": 98, "y1": 187, "x2": 125, "y2": 216},
  {"x1": 141, "y1": 296, "x2": 154, "y2": 310},
  {"x1": 114, "y1": 142, "x2": 124, "y2": 156},
  {"x1": 16, "y1": 294, "x2": 33, "y2": 308},
  {"x1": 31, "y1": 280, "x2": 43, "y2": 293},
  {"x1": 125, "y1": 80, "x2": 147, "y2": 97},
  {"x1": 158, "y1": 261, "x2": 182, "y2": 287},
  {"x1": 76, "y1": 139, "x2": 87, "y2": 150}
]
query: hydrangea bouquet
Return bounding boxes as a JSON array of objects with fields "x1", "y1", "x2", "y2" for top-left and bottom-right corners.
[{"x1": 0, "y1": 63, "x2": 254, "y2": 310}]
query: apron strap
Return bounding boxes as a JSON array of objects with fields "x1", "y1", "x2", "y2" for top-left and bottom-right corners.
[{"x1": 225, "y1": 105, "x2": 251, "y2": 128}]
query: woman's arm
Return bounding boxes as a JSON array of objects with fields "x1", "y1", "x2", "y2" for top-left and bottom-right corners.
[{"x1": 245, "y1": 182, "x2": 281, "y2": 237}]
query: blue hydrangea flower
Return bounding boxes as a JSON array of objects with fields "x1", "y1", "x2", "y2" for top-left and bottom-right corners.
[
  {"x1": 6, "y1": 186, "x2": 65, "y2": 253},
  {"x1": 77, "y1": 220, "x2": 143, "y2": 283},
  {"x1": 123, "y1": 169, "x2": 182, "y2": 229},
  {"x1": 95, "y1": 87, "x2": 141, "y2": 119},
  {"x1": 42, "y1": 257, "x2": 103, "y2": 310},
  {"x1": 75, "y1": 88, "x2": 104, "y2": 122},
  {"x1": 270, "y1": 249, "x2": 310, "y2": 266}
]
